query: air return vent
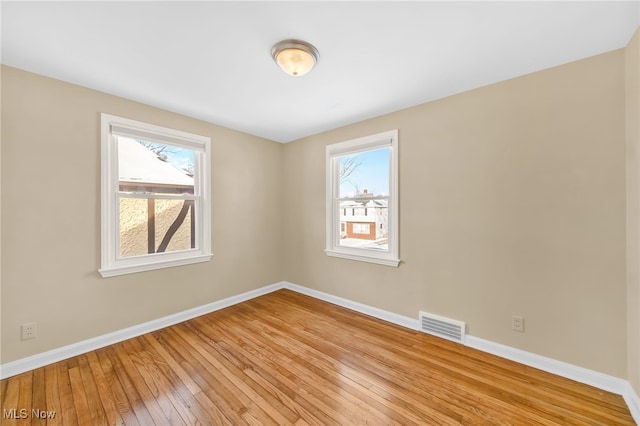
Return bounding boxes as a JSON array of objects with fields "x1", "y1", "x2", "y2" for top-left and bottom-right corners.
[{"x1": 419, "y1": 312, "x2": 466, "y2": 344}]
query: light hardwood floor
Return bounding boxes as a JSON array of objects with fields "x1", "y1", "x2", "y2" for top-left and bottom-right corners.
[{"x1": 0, "y1": 289, "x2": 635, "y2": 425}]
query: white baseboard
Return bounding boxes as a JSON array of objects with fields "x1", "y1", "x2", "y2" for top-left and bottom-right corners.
[
  {"x1": 464, "y1": 335, "x2": 628, "y2": 395},
  {"x1": 2, "y1": 280, "x2": 639, "y2": 424},
  {"x1": 282, "y1": 281, "x2": 639, "y2": 424},
  {"x1": 282, "y1": 282, "x2": 420, "y2": 331},
  {"x1": 0, "y1": 282, "x2": 285, "y2": 380},
  {"x1": 624, "y1": 381, "x2": 640, "y2": 424}
]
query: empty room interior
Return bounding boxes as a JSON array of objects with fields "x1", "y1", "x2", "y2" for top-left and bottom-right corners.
[{"x1": 2, "y1": 1, "x2": 640, "y2": 424}]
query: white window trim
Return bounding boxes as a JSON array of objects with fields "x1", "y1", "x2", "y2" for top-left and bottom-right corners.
[
  {"x1": 325, "y1": 129, "x2": 400, "y2": 267},
  {"x1": 99, "y1": 114, "x2": 212, "y2": 278}
]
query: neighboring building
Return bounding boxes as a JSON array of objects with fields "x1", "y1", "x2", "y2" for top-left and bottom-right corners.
[
  {"x1": 118, "y1": 137, "x2": 195, "y2": 257},
  {"x1": 339, "y1": 190, "x2": 388, "y2": 242}
]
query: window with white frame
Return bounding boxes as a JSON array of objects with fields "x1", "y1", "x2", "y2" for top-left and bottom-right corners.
[
  {"x1": 100, "y1": 114, "x2": 212, "y2": 277},
  {"x1": 326, "y1": 129, "x2": 399, "y2": 266}
]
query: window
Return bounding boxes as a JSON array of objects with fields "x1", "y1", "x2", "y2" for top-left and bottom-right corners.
[
  {"x1": 326, "y1": 129, "x2": 399, "y2": 266},
  {"x1": 352, "y1": 223, "x2": 371, "y2": 234},
  {"x1": 100, "y1": 114, "x2": 211, "y2": 277}
]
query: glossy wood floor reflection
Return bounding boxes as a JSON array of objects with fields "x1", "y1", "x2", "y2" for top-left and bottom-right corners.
[{"x1": 0, "y1": 290, "x2": 634, "y2": 425}]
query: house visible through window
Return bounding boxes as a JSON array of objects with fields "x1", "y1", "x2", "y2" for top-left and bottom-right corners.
[
  {"x1": 326, "y1": 129, "x2": 399, "y2": 267},
  {"x1": 100, "y1": 114, "x2": 211, "y2": 277}
]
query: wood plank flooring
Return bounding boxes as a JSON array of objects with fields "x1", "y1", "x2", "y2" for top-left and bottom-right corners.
[{"x1": 0, "y1": 289, "x2": 634, "y2": 425}]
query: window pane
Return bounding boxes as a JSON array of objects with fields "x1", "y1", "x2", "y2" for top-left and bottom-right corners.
[
  {"x1": 118, "y1": 137, "x2": 195, "y2": 194},
  {"x1": 339, "y1": 147, "x2": 389, "y2": 198},
  {"x1": 119, "y1": 197, "x2": 194, "y2": 257},
  {"x1": 338, "y1": 199, "x2": 388, "y2": 251}
]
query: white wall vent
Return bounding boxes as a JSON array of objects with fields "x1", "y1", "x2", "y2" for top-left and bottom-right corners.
[{"x1": 419, "y1": 311, "x2": 466, "y2": 344}]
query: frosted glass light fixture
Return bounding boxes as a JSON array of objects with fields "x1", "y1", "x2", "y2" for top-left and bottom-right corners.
[{"x1": 271, "y1": 39, "x2": 318, "y2": 77}]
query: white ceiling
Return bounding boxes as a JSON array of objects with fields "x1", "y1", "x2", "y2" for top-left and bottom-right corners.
[{"x1": 2, "y1": 1, "x2": 639, "y2": 143}]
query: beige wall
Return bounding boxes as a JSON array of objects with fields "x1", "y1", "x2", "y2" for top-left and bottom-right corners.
[
  {"x1": 0, "y1": 65, "x2": 3, "y2": 364},
  {"x1": 1, "y1": 66, "x2": 283, "y2": 363},
  {"x1": 283, "y1": 50, "x2": 627, "y2": 378},
  {"x1": 627, "y1": 28, "x2": 640, "y2": 393},
  {"x1": 0, "y1": 45, "x2": 633, "y2": 381}
]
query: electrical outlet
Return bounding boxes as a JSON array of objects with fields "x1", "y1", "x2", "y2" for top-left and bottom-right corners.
[
  {"x1": 21, "y1": 323, "x2": 37, "y2": 340},
  {"x1": 511, "y1": 316, "x2": 524, "y2": 333}
]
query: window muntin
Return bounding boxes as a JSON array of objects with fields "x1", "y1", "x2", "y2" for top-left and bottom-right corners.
[
  {"x1": 326, "y1": 130, "x2": 399, "y2": 267},
  {"x1": 100, "y1": 114, "x2": 211, "y2": 277}
]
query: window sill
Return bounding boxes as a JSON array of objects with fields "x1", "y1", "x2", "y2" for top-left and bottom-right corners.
[
  {"x1": 99, "y1": 254, "x2": 212, "y2": 278},
  {"x1": 325, "y1": 249, "x2": 400, "y2": 267}
]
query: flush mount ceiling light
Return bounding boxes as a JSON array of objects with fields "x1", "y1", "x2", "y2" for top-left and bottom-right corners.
[{"x1": 271, "y1": 39, "x2": 319, "y2": 77}]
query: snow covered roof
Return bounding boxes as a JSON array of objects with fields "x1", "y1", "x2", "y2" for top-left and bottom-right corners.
[
  {"x1": 339, "y1": 199, "x2": 388, "y2": 208},
  {"x1": 118, "y1": 137, "x2": 193, "y2": 186},
  {"x1": 367, "y1": 200, "x2": 387, "y2": 207}
]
